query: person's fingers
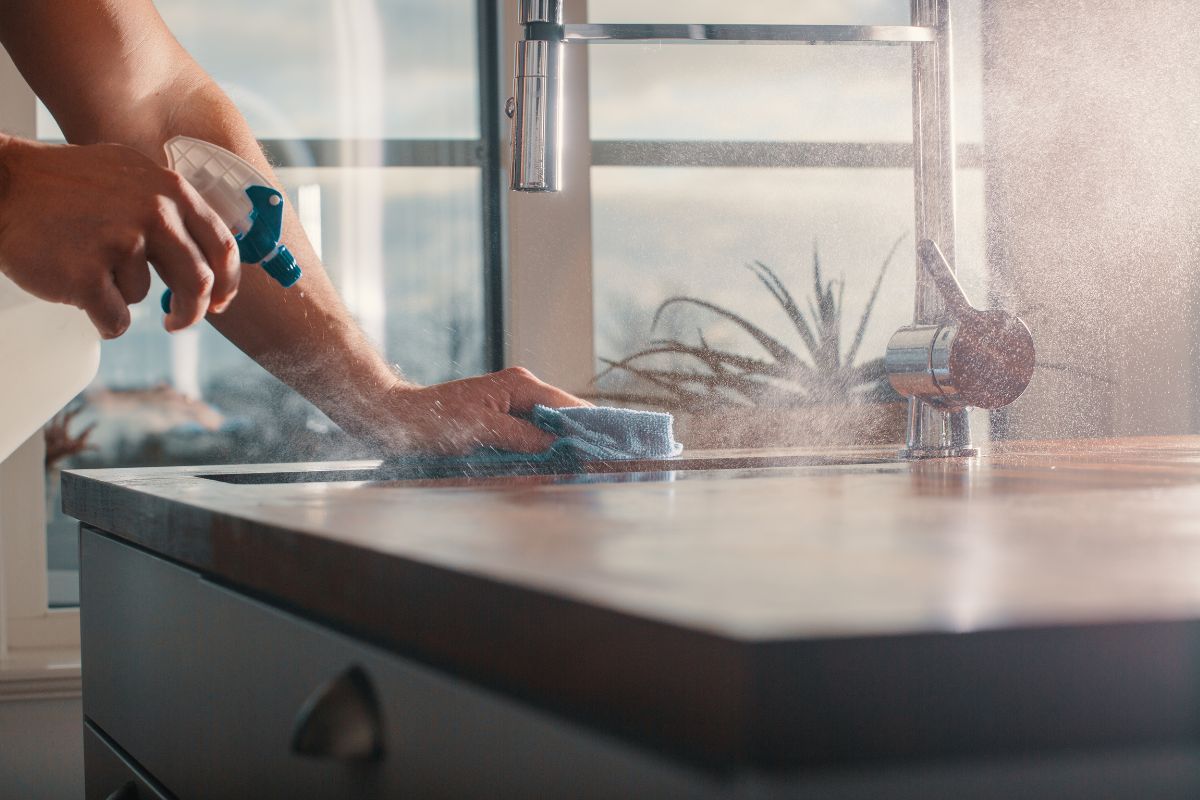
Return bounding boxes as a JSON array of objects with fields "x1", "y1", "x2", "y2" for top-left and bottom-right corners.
[
  {"x1": 472, "y1": 410, "x2": 556, "y2": 454},
  {"x1": 112, "y1": 251, "x2": 152, "y2": 306},
  {"x1": 498, "y1": 366, "x2": 592, "y2": 411},
  {"x1": 145, "y1": 210, "x2": 215, "y2": 333},
  {"x1": 81, "y1": 277, "x2": 132, "y2": 339},
  {"x1": 177, "y1": 180, "x2": 240, "y2": 313}
]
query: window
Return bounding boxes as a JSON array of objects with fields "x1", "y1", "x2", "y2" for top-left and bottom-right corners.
[
  {"x1": 0, "y1": 48, "x2": 84, "y2": 671},
  {"x1": 35, "y1": 0, "x2": 507, "y2": 608},
  {"x1": 5, "y1": 0, "x2": 986, "y2": 648},
  {"x1": 583, "y1": 0, "x2": 986, "y2": 447}
]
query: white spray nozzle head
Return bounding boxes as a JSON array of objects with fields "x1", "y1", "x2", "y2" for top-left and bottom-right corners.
[{"x1": 165, "y1": 135, "x2": 273, "y2": 236}]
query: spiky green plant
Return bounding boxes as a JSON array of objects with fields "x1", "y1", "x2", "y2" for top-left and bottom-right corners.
[{"x1": 594, "y1": 235, "x2": 908, "y2": 412}]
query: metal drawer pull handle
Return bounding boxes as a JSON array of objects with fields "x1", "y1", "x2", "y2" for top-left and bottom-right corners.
[
  {"x1": 104, "y1": 782, "x2": 138, "y2": 800},
  {"x1": 290, "y1": 665, "x2": 384, "y2": 761}
]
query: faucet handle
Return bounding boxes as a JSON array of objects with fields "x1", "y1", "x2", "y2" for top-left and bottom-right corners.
[
  {"x1": 885, "y1": 239, "x2": 1036, "y2": 412},
  {"x1": 917, "y1": 239, "x2": 975, "y2": 321}
]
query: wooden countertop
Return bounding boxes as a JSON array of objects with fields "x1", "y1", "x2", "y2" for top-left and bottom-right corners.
[{"x1": 62, "y1": 438, "x2": 1200, "y2": 771}]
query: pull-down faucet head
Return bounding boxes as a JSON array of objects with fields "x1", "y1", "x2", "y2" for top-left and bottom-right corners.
[{"x1": 507, "y1": 0, "x2": 564, "y2": 191}]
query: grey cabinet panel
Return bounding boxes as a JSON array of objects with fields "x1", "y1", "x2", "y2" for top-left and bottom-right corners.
[
  {"x1": 81, "y1": 529, "x2": 218, "y2": 794},
  {"x1": 83, "y1": 721, "x2": 171, "y2": 800},
  {"x1": 80, "y1": 528, "x2": 1200, "y2": 800},
  {"x1": 81, "y1": 528, "x2": 720, "y2": 799}
]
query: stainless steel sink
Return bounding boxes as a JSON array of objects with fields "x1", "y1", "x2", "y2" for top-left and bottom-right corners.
[{"x1": 198, "y1": 448, "x2": 898, "y2": 485}]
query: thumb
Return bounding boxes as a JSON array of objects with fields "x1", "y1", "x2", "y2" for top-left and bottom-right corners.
[
  {"x1": 475, "y1": 411, "x2": 555, "y2": 454},
  {"x1": 82, "y1": 278, "x2": 132, "y2": 339}
]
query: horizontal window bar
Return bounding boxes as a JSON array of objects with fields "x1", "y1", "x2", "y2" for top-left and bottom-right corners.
[
  {"x1": 591, "y1": 141, "x2": 984, "y2": 169},
  {"x1": 260, "y1": 139, "x2": 484, "y2": 168},
  {"x1": 257, "y1": 139, "x2": 984, "y2": 170},
  {"x1": 562, "y1": 24, "x2": 936, "y2": 45}
]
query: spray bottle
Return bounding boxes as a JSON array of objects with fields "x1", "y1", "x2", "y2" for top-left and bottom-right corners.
[
  {"x1": 0, "y1": 136, "x2": 301, "y2": 463},
  {"x1": 160, "y1": 135, "x2": 301, "y2": 314},
  {"x1": 0, "y1": 278, "x2": 99, "y2": 462}
]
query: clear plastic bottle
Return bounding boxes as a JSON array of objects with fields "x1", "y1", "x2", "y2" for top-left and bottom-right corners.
[
  {"x1": 0, "y1": 136, "x2": 297, "y2": 463},
  {"x1": 0, "y1": 274, "x2": 99, "y2": 462}
]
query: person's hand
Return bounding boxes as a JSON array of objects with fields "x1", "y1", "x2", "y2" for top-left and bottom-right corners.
[
  {"x1": 0, "y1": 136, "x2": 240, "y2": 338},
  {"x1": 358, "y1": 367, "x2": 592, "y2": 455}
]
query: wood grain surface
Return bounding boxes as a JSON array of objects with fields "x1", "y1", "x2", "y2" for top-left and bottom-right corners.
[{"x1": 63, "y1": 438, "x2": 1200, "y2": 770}]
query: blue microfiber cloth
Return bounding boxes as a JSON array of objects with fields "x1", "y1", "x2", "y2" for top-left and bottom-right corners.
[
  {"x1": 529, "y1": 404, "x2": 683, "y2": 461},
  {"x1": 389, "y1": 405, "x2": 683, "y2": 472}
]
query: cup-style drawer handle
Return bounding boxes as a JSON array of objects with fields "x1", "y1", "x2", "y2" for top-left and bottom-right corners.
[
  {"x1": 104, "y1": 782, "x2": 138, "y2": 800},
  {"x1": 290, "y1": 665, "x2": 384, "y2": 761}
]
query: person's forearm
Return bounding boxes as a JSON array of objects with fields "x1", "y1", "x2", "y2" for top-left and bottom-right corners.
[
  {"x1": 0, "y1": 0, "x2": 410, "y2": 426},
  {"x1": 0, "y1": 0, "x2": 592, "y2": 456},
  {"x1": 113, "y1": 78, "x2": 412, "y2": 434}
]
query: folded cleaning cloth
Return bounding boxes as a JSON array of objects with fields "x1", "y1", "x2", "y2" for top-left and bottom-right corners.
[
  {"x1": 394, "y1": 405, "x2": 683, "y2": 469},
  {"x1": 528, "y1": 404, "x2": 683, "y2": 460}
]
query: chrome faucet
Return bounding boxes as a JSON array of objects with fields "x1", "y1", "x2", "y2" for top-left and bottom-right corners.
[
  {"x1": 508, "y1": 0, "x2": 564, "y2": 191},
  {"x1": 885, "y1": 240, "x2": 1034, "y2": 448},
  {"x1": 507, "y1": 0, "x2": 1035, "y2": 457}
]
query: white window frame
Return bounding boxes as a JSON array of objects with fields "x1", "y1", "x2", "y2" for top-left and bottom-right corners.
[
  {"x1": 0, "y1": 1, "x2": 524, "y2": 689},
  {"x1": 0, "y1": 50, "x2": 82, "y2": 697},
  {"x1": 1, "y1": 0, "x2": 982, "y2": 693},
  {"x1": 0, "y1": 0, "x2": 525, "y2": 689},
  {"x1": 499, "y1": 0, "x2": 986, "y2": 400},
  {"x1": 0, "y1": 436, "x2": 82, "y2": 697},
  {"x1": 501, "y1": 0, "x2": 596, "y2": 392}
]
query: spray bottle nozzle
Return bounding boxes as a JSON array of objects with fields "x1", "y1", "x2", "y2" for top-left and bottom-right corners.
[
  {"x1": 262, "y1": 246, "x2": 301, "y2": 288},
  {"x1": 159, "y1": 137, "x2": 301, "y2": 317}
]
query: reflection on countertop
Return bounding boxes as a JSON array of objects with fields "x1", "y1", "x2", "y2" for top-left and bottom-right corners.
[{"x1": 61, "y1": 436, "x2": 1200, "y2": 771}]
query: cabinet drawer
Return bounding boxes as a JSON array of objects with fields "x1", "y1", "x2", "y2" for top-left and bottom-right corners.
[
  {"x1": 81, "y1": 528, "x2": 716, "y2": 799},
  {"x1": 84, "y1": 721, "x2": 171, "y2": 800}
]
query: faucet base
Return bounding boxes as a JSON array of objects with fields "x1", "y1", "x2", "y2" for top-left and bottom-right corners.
[{"x1": 899, "y1": 446, "x2": 979, "y2": 460}]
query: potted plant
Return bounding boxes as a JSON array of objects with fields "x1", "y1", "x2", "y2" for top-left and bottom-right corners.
[{"x1": 593, "y1": 236, "x2": 910, "y2": 449}]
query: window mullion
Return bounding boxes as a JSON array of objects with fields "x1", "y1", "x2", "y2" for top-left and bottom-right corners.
[
  {"x1": 478, "y1": 0, "x2": 507, "y2": 371},
  {"x1": 0, "y1": 436, "x2": 47, "y2": 621},
  {"x1": 590, "y1": 140, "x2": 985, "y2": 169},
  {"x1": 0, "y1": 49, "x2": 77, "y2": 658},
  {"x1": 501, "y1": 0, "x2": 596, "y2": 392}
]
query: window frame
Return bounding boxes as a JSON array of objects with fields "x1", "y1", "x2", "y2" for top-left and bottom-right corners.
[
  {"x1": 504, "y1": 0, "x2": 987, "y2": 395},
  {"x1": 500, "y1": 0, "x2": 597, "y2": 392},
  {"x1": 572, "y1": 2, "x2": 988, "y2": 442},
  {"x1": 258, "y1": 0, "x2": 510, "y2": 373},
  {"x1": 0, "y1": 49, "x2": 83, "y2": 696},
  {"x1": 0, "y1": 0, "x2": 511, "y2": 688},
  {"x1": 0, "y1": 434, "x2": 82, "y2": 699},
  {"x1": 1, "y1": 0, "x2": 984, "y2": 686}
]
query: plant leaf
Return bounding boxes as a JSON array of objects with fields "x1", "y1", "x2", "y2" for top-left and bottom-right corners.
[
  {"x1": 842, "y1": 357, "x2": 902, "y2": 402},
  {"x1": 833, "y1": 278, "x2": 845, "y2": 371},
  {"x1": 811, "y1": 240, "x2": 823, "y2": 303},
  {"x1": 806, "y1": 243, "x2": 840, "y2": 374},
  {"x1": 646, "y1": 339, "x2": 810, "y2": 380},
  {"x1": 596, "y1": 361, "x2": 759, "y2": 410},
  {"x1": 845, "y1": 233, "x2": 908, "y2": 368},
  {"x1": 595, "y1": 360, "x2": 722, "y2": 410},
  {"x1": 652, "y1": 297, "x2": 801, "y2": 367},
  {"x1": 599, "y1": 341, "x2": 787, "y2": 379},
  {"x1": 599, "y1": 233, "x2": 910, "y2": 410},
  {"x1": 746, "y1": 261, "x2": 820, "y2": 362},
  {"x1": 844, "y1": 356, "x2": 888, "y2": 385}
]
